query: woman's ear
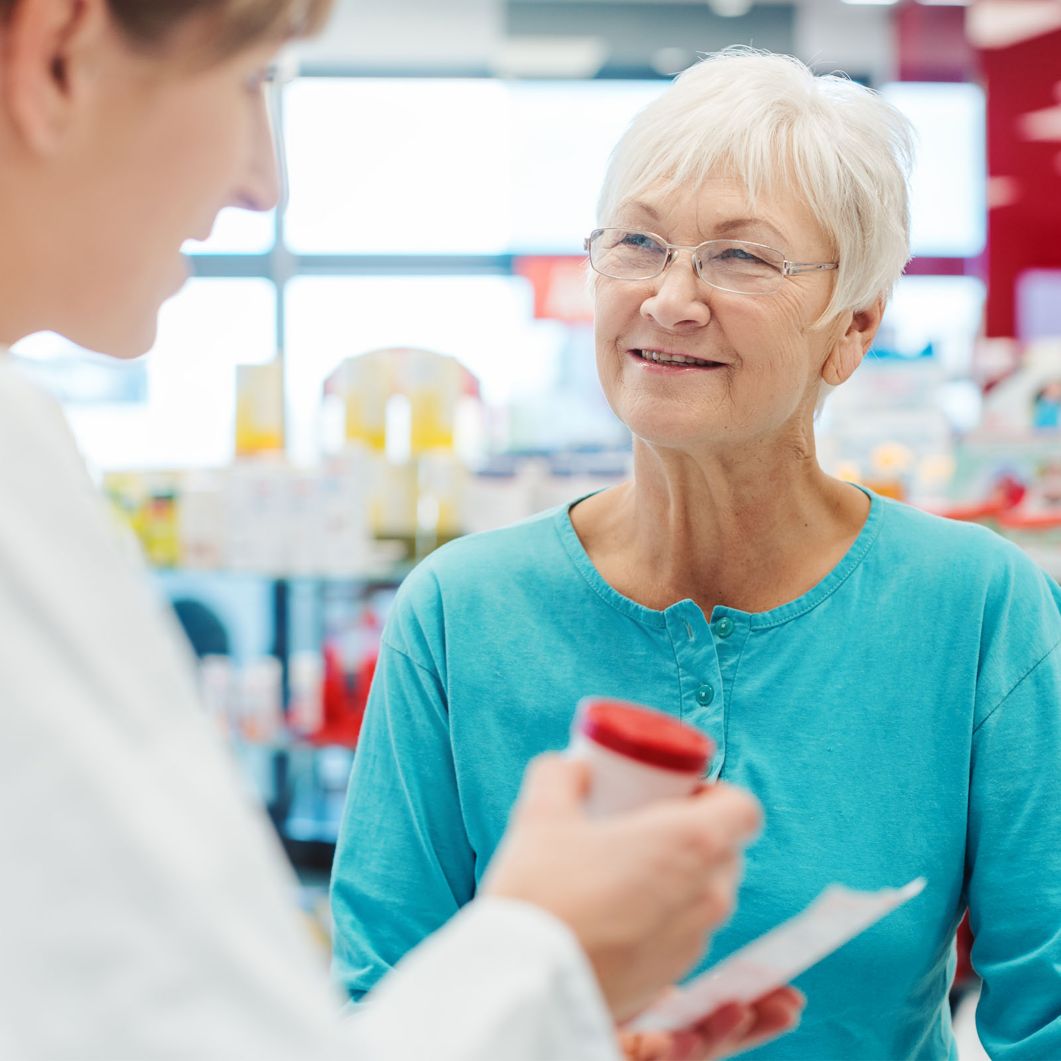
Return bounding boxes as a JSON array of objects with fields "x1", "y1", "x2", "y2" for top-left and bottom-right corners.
[
  {"x1": 2, "y1": 0, "x2": 108, "y2": 155},
  {"x1": 822, "y1": 298, "x2": 885, "y2": 386}
]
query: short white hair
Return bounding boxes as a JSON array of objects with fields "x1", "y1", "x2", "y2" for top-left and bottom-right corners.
[{"x1": 597, "y1": 48, "x2": 915, "y2": 321}]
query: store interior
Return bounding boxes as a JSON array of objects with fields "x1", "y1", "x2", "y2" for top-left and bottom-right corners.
[{"x1": 11, "y1": 2, "x2": 1061, "y2": 1055}]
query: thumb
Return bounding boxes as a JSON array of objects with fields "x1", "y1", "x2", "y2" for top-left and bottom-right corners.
[{"x1": 513, "y1": 753, "x2": 590, "y2": 822}]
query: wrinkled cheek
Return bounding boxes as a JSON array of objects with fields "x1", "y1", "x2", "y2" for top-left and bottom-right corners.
[
  {"x1": 594, "y1": 331, "x2": 624, "y2": 390},
  {"x1": 739, "y1": 340, "x2": 812, "y2": 409}
]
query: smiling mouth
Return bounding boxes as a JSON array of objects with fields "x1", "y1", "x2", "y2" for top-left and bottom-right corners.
[{"x1": 631, "y1": 349, "x2": 724, "y2": 368}]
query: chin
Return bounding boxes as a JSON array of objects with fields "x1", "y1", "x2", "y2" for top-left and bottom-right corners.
[
  {"x1": 630, "y1": 427, "x2": 719, "y2": 454},
  {"x1": 66, "y1": 317, "x2": 159, "y2": 360},
  {"x1": 614, "y1": 401, "x2": 726, "y2": 452},
  {"x1": 107, "y1": 323, "x2": 160, "y2": 360}
]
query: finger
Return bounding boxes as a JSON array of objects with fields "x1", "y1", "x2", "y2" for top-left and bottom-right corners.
[
  {"x1": 744, "y1": 988, "x2": 805, "y2": 1038},
  {"x1": 692, "y1": 782, "x2": 763, "y2": 840},
  {"x1": 698, "y1": 881, "x2": 738, "y2": 933},
  {"x1": 666, "y1": 1002, "x2": 756, "y2": 1060},
  {"x1": 633, "y1": 785, "x2": 760, "y2": 873},
  {"x1": 687, "y1": 862, "x2": 743, "y2": 931},
  {"x1": 757, "y1": 986, "x2": 804, "y2": 1011},
  {"x1": 513, "y1": 753, "x2": 589, "y2": 819},
  {"x1": 724, "y1": 989, "x2": 805, "y2": 1055},
  {"x1": 704, "y1": 1001, "x2": 756, "y2": 1043},
  {"x1": 618, "y1": 1030, "x2": 642, "y2": 1060},
  {"x1": 668, "y1": 989, "x2": 805, "y2": 1061},
  {"x1": 623, "y1": 1030, "x2": 670, "y2": 1061},
  {"x1": 651, "y1": 785, "x2": 761, "y2": 862}
]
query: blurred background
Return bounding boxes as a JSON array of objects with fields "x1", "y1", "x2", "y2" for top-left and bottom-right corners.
[{"x1": 11, "y1": 2, "x2": 1059, "y2": 1047}]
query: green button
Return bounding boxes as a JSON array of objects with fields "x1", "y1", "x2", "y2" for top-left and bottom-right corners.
[
  {"x1": 716, "y1": 616, "x2": 735, "y2": 639},
  {"x1": 696, "y1": 684, "x2": 714, "y2": 706}
]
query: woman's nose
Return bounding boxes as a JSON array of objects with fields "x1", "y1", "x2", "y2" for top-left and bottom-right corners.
[
  {"x1": 640, "y1": 250, "x2": 712, "y2": 331},
  {"x1": 232, "y1": 93, "x2": 282, "y2": 213}
]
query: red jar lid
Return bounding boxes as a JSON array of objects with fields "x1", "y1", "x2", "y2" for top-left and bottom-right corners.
[{"x1": 576, "y1": 697, "x2": 713, "y2": 774}]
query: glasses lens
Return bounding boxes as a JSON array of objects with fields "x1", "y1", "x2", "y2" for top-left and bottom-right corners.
[
  {"x1": 590, "y1": 229, "x2": 668, "y2": 280},
  {"x1": 698, "y1": 241, "x2": 784, "y2": 293}
]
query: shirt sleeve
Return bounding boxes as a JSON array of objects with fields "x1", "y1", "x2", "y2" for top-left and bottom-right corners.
[
  {"x1": 352, "y1": 898, "x2": 621, "y2": 1061},
  {"x1": 967, "y1": 640, "x2": 1061, "y2": 1058},
  {"x1": 330, "y1": 593, "x2": 477, "y2": 1000}
]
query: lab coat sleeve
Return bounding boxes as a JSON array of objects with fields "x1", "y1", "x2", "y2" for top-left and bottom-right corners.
[
  {"x1": 0, "y1": 364, "x2": 620, "y2": 1061},
  {"x1": 967, "y1": 641, "x2": 1061, "y2": 1058},
  {"x1": 354, "y1": 898, "x2": 621, "y2": 1061},
  {"x1": 330, "y1": 612, "x2": 477, "y2": 1000}
]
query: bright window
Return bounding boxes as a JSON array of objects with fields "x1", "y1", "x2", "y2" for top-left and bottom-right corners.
[
  {"x1": 182, "y1": 207, "x2": 275, "y2": 255},
  {"x1": 17, "y1": 280, "x2": 277, "y2": 472},
  {"x1": 281, "y1": 77, "x2": 669, "y2": 256},
  {"x1": 283, "y1": 79, "x2": 511, "y2": 254},
  {"x1": 875, "y1": 275, "x2": 985, "y2": 372},
  {"x1": 881, "y1": 82, "x2": 986, "y2": 258},
  {"x1": 507, "y1": 80, "x2": 667, "y2": 252}
]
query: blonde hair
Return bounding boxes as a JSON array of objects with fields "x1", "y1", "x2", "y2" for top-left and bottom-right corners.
[{"x1": 598, "y1": 48, "x2": 915, "y2": 320}]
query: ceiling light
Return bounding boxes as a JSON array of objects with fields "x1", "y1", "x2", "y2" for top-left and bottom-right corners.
[
  {"x1": 707, "y1": 0, "x2": 753, "y2": 16},
  {"x1": 489, "y1": 37, "x2": 608, "y2": 79},
  {"x1": 651, "y1": 48, "x2": 696, "y2": 76}
]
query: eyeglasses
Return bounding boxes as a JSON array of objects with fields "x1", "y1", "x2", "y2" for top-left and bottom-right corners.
[{"x1": 584, "y1": 228, "x2": 838, "y2": 296}]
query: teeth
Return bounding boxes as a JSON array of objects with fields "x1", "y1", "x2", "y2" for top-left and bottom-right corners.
[{"x1": 639, "y1": 350, "x2": 713, "y2": 366}]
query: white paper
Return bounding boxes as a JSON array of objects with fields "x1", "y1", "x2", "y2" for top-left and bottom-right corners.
[{"x1": 629, "y1": 877, "x2": 927, "y2": 1033}]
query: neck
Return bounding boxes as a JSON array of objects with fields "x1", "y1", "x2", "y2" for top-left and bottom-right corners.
[
  {"x1": 575, "y1": 428, "x2": 868, "y2": 614},
  {"x1": 0, "y1": 170, "x2": 54, "y2": 347},
  {"x1": 0, "y1": 145, "x2": 75, "y2": 343}
]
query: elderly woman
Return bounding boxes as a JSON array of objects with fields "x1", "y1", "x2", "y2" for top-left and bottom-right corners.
[{"x1": 331, "y1": 49, "x2": 1061, "y2": 1059}]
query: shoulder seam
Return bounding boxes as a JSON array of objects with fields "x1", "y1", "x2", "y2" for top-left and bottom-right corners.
[
  {"x1": 380, "y1": 633, "x2": 444, "y2": 683},
  {"x1": 974, "y1": 635, "x2": 1061, "y2": 735}
]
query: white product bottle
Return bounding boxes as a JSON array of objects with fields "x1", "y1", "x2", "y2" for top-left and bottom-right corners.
[{"x1": 568, "y1": 697, "x2": 715, "y2": 817}]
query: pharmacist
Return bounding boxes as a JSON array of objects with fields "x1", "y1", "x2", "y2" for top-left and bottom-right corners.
[{"x1": 0, "y1": 1, "x2": 803, "y2": 1059}]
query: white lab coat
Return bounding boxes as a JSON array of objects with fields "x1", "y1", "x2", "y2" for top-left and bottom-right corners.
[{"x1": 0, "y1": 355, "x2": 619, "y2": 1061}]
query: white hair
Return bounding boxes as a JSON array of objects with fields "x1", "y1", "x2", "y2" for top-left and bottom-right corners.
[{"x1": 597, "y1": 48, "x2": 915, "y2": 321}]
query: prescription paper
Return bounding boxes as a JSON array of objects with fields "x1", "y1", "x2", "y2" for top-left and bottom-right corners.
[{"x1": 630, "y1": 877, "x2": 926, "y2": 1033}]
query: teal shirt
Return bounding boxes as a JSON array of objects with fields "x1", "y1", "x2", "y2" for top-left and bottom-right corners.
[{"x1": 331, "y1": 490, "x2": 1061, "y2": 1059}]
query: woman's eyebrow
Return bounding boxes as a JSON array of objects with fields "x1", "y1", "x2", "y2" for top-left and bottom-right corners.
[
  {"x1": 711, "y1": 216, "x2": 789, "y2": 245},
  {"x1": 616, "y1": 204, "x2": 790, "y2": 246},
  {"x1": 619, "y1": 201, "x2": 662, "y2": 222}
]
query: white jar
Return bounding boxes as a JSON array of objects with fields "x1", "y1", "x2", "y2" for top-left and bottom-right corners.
[{"x1": 568, "y1": 697, "x2": 714, "y2": 817}]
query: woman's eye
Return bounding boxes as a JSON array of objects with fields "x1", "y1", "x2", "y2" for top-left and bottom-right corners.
[
  {"x1": 718, "y1": 247, "x2": 762, "y2": 263},
  {"x1": 620, "y1": 233, "x2": 658, "y2": 250}
]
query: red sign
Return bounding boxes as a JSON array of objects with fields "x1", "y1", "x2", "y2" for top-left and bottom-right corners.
[{"x1": 515, "y1": 256, "x2": 595, "y2": 323}]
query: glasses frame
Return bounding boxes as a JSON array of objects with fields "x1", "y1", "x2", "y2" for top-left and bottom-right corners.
[{"x1": 584, "y1": 227, "x2": 839, "y2": 296}]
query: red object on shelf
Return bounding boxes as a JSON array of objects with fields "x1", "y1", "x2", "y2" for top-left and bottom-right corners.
[
  {"x1": 308, "y1": 608, "x2": 383, "y2": 747},
  {"x1": 928, "y1": 498, "x2": 1010, "y2": 522},
  {"x1": 995, "y1": 509, "x2": 1061, "y2": 530},
  {"x1": 311, "y1": 642, "x2": 364, "y2": 747},
  {"x1": 927, "y1": 474, "x2": 1026, "y2": 522},
  {"x1": 515, "y1": 256, "x2": 594, "y2": 323}
]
